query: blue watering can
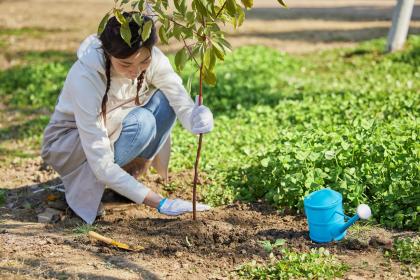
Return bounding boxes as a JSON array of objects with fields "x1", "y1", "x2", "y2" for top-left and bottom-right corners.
[{"x1": 304, "y1": 188, "x2": 372, "y2": 243}]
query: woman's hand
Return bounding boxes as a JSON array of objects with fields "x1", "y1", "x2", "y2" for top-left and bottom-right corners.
[
  {"x1": 190, "y1": 96, "x2": 214, "y2": 134},
  {"x1": 157, "y1": 198, "x2": 211, "y2": 216},
  {"x1": 143, "y1": 190, "x2": 212, "y2": 216}
]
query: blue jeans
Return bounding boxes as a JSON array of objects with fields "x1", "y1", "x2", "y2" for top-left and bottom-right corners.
[{"x1": 113, "y1": 90, "x2": 176, "y2": 167}]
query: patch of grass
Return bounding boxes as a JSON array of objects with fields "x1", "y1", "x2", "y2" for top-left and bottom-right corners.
[
  {"x1": 237, "y1": 247, "x2": 349, "y2": 279},
  {"x1": 0, "y1": 40, "x2": 7, "y2": 49},
  {"x1": 385, "y1": 237, "x2": 420, "y2": 265},
  {"x1": 0, "y1": 115, "x2": 50, "y2": 141},
  {"x1": 0, "y1": 146, "x2": 34, "y2": 159},
  {"x1": 348, "y1": 222, "x2": 375, "y2": 234},
  {"x1": 0, "y1": 27, "x2": 66, "y2": 37},
  {"x1": 0, "y1": 62, "x2": 70, "y2": 110},
  {"x1": 0, "y1": 189, "x2": 6, "y2": 206},
  {"x1": 162, "y1": 181, "x2": 178, "y2": 193},
  {"x1": 259, "y1": 239, "x2": 286, "y2": 254},
  {"x1": 72, "y1": 224, "x2": 97, "y2": 235},
  {"x1": 4, "y1": 50, "x2": 76, "y2": 65}
]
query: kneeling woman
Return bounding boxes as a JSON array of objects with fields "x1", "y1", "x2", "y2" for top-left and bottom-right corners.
[{"x1": 41, "y1": 13, "x2": 213, "y2": 224}]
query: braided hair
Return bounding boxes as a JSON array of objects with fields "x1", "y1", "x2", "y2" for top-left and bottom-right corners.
[{"x1": 99, "y1": 12, "x2": 157, "y2": 126}]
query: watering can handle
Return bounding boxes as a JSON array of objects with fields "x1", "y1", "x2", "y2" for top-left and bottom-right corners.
[
  {"x1": 334, "y1": 204, "x2": 371, "y2": 220},
  {"x1": 334, "y1": 211, "x2": 352, "y2": 220}
]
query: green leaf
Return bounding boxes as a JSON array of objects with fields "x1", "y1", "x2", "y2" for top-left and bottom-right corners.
[
  {"x1": 261, "y1": 158, "x2": 270, "y2": 167},
  {"x1": 120, "y1": 23, "x2": 132, "y2": 47},
  {"x1": 324, "y1": 150, "x2": 336, "y2": 160},
  {"x1": 193, "y1": 0, "x2": 208, "y2": 17},
  {"x1": 203, "y1": 47, "x2": 216, "y2": 71},
  {"x1": 234, "y1": 6, "x2": 245, "y2": 28},
  {"x1": 203, "y1": 67, "x2": 216, "y2": 85},
  {"x1": 186, "y1": 11, "x2": 195, "y2": 23},
  {"x1": 277, "y1": 0, "x2": 287, "y2": 7},
  {"x1": 240, "y1": 0, "x2": 253, "y2": 9},
  {"x1": 218, "y1": 37, "x2": 232, "y2": 52},
  {"x1": 212, "y1": 41, "x2": 225, "y2": 60},
  {"x1": 175, "y1": 0, "x2": 187, "y2": 15},
  {"x1": 132, "y1": 13, "x2": 144, "y2": 27},
  {"x1": 114, "y1": 9, "x2": 127, "y2": 25},
  {"x1": 361, "y1": 119, "x2": 374, "y2": 130},
  {"x1": 137, "y1": 0, "x2": 145, "y2": 10},
  {"x1": 341, "y1": 141, "x2": 350, "y2": 150},
  {"x1": 141, "y1": 20, "x2": 153, "y2": 42},
  {"x1": 186, "y1": 72, "x2": 194, "y2": 95},
  {"x1": 226, "y1": 0, "x2": 237, "y2": 17},
  {"x1": 97, "y1": 13, "x2": 110, "y2": 35},
  {"x1": 172, "y1": 25, "x2": 183, "y2": 40},
  {"x1": 162, "y1": 0, "x2": 169, "y2": 9},
  {"x1": 175, "y1": 47, "x2": 188, "y2": 72},
  {"x1": 158, "y1": 25, "x2": 168, "y2": 44}
]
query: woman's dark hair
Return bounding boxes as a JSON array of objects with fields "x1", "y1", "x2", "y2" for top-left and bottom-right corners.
[{"x1": 99, "y1": 12, "x2": 157, "y2": 125}]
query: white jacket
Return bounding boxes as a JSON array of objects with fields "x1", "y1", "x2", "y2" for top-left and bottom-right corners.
[{"x1": 54, "y1": 34, "x2": 195, "y2": 204}]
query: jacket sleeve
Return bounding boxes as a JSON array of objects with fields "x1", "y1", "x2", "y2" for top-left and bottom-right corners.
[
  {"x1": 66, "y1": 63, "x2": 150, "y2": 203},
  {"x1": 149, "y1": 47, "x2": 194, "y2": 132}
]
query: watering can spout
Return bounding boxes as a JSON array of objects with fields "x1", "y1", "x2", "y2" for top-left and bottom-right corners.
[
  {"x1": 334, "y1": 204, "x2": 372, "y2": 236},
  {"x1": 337, "y1": 214, "x2": 360, "y2": 234}
]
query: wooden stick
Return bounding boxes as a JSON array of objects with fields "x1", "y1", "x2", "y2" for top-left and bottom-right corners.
[{"x1": 88, "y1": 231, "x2": 144, "y2": 251}]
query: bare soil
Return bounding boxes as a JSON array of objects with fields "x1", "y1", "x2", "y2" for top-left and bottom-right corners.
[{"x1": 0, "y1": 158, "x2": 418, "y2": 279}]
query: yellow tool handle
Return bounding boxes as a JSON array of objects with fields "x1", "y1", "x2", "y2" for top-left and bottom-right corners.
[
  {"x1": 88, "y1": 231, "x2": 114, "y2": 245},
  {"x1": 88, "y1": 231, "x2": 144, "y2": 251}
]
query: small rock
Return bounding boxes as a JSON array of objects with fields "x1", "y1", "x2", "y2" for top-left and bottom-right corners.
[
  {"x1": 172, "y1": 262, "x2": 181, "y2": 269},
  {"x1": 342, "y1": 238, "x2": 369, "y2": 250},
  {"x1": 175, "y1": 251, "x2": 183, "y2": 257},
  {"x1": 241, "y1": 249, "x2": 246, "y2": 254},
  {"x1": 45, "y1": 238, "x2": 55, "y2": 244},
  {"x1": 23, "y1": 201, "x2": 32, "y2": 209},
  {"x1": 47, "y1": 200, "x2": 68, "y2": 211},
  {"x1": 180, "y1": 262, "x2": 189, "y2": 269},
  {"x1": 37, "y1": 208, "x2": 63, "y2": 223},
  {"x1": 346, "y1": 275, "x2": 366, "y2": 280}
]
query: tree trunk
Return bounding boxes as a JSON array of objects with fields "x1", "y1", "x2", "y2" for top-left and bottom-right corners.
[
  {"x1": 387, "y1": 0, "x2": 415, "y2": 52},
  {"x1": 192, "y1": 64, "x2": 204, "y2": 220}
]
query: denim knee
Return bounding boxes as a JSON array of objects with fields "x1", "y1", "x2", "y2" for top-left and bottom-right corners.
[
  {"x1": 123, "y1": 107, "x2": 157, "y2": 145},
  {"x1": 154, "y1": 90, "x2": 176, "y2": 127}
]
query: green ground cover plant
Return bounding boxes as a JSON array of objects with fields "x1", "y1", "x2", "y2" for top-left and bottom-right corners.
[
  {"x1": 0, "y1": 189, "x2": 6, "y2": 207},
  {"x1": 385, "y1": 237, "x2": 420, "y2": 264},
  {"x1": 237, "y1": 247, "x2": 349, "y2": 279}
]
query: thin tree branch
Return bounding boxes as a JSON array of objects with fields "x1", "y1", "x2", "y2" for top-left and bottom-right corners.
[
  {"x1": 192, "y1": 63, "x2": 204, "y2": 220},
  {"x1": 215, "y1": 1, "x2": 228, "y2": 19},
  {"x1": 148, "y1": 13, "x2": 202, "y2": 37},
  {"x1": 181, "y1": 35, "x2": 200, "y2": 68}
]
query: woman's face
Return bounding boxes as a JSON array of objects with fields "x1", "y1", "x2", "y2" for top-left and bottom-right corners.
[{"x1": 110, "y1": 47, "x2": 152, "y2": 80}]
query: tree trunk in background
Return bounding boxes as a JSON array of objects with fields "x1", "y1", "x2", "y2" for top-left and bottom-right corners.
[{"x1": 387, "y1": 0, "x2": 415, "y2": 52}]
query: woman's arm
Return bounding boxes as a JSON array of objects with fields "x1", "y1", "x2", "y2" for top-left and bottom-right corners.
[
  {"x1": 148, "y1": 47, "x2": 195, "y2": 132},
  {"x1": 67, "y1": 63, "x2": 151, "y2": 203}
]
